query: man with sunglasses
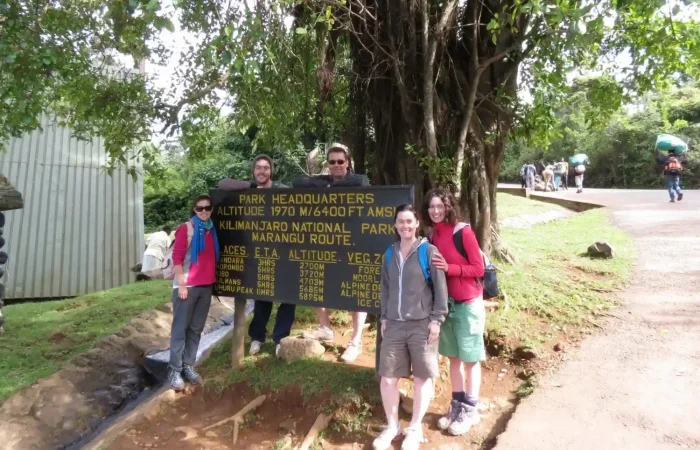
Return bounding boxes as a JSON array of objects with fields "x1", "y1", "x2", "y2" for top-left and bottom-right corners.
[
  {"x1": 218, "y1": 155, "x2": 296, "y2": 357},
  {"x1": 293, "y1": 143, "x2": 370, "y2": 363}
]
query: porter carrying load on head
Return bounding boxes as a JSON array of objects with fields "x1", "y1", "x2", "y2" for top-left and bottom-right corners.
[{"x1": 655, "y1": 139, "x2": 688, "y2": 203}]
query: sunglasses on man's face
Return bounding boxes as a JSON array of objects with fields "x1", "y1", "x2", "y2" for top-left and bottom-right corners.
[
  {"x1": 195, "y1": 205, "x2": 213, "y2": 212},
  {"x1": 328, "y1": 159, "x2": 346, "y2": 166}
]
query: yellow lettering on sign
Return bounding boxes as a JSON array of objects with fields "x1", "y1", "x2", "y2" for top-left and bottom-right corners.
[
  {"x1": 255, "y1": 247, "x2": 279, "y2": 259},
  {"x1": 239, "y1": 194, "x2": 266, "y2": 204},
  {"x1": 309, "y1": 233, "x2": 352, "y2": 246},
  {"x1": 217, "y1": 206, "x2": 265, "y2": 217},
  {"x1": 252, "y1": 232, "x2": 306, "y2": 244},
  {"x1": 361, "y1": 223, "x2": 393, "y2": 235},
  {"x1": 366, "y1": 206, "x2": 394, "y2": 217},
  {"x1": 222, "y1": 245, "x2": 248, "y2": 256}
]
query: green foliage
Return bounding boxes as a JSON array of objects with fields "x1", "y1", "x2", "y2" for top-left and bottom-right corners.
[
  {"x1": 0, "y1": 1, "x2": 696, "y2": 162},
  {"x1": 489, "y1": 207, "x2": 632, "y2": 345},
  {"x1": 0, "y1": 280, "x2": 173, "y2": 402},
  {"x1": 143, "y1": 122, "x2": 307, "y2": 231},
  {"x1": 504, "y1": 81, "x2": 700, "y2": 188}
]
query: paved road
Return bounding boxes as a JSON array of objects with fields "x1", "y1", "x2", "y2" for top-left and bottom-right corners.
[{"x1": 495, "y1": 187, "x2": 700, "y2": 450}]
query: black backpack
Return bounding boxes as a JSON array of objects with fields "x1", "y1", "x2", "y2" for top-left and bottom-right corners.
[
  {"x1": 428, "y1": 222, "x2": 500, "y2": 300},
  {"x1": 451, "y1": 225, "x2": 500, "y2": 300}
]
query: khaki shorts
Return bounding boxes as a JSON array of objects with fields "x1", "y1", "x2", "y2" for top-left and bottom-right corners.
[{"x1": 378, "y1": 319, "x2": 439, "y2": 380}]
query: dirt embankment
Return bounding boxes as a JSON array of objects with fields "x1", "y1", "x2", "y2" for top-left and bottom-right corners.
[{"x1": 0, "y1": 296, "x2": 234, "y2": 450}]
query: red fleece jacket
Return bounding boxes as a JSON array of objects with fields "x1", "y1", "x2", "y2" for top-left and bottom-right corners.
[
  {"x1": 172, "y1": 222, "x2": 217, "y2": 287},
  {"x1": 430, "y1": 222, "x2": 485, "y2": 302}
]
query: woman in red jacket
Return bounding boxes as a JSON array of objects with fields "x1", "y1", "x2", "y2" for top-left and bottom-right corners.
[
  {"x1": 168, "y1": 194, "x2": 220, "y2": 391},
  {"x1": 423, "y1": 188, "x2": 485, "y2": 437}
]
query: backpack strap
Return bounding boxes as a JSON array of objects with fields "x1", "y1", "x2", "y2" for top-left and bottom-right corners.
[
  {"x1": 452, "y1": 222, "x2": 469, "y2": 261},
  {"x1": 384, "y1": 242, "x2": 432, "y2": 286},
  {"x1": 452, "y1": 223, "x2": 490, "y2": 272},
  {"x1": 186, "y1": 221, "x2": 194, "y2": 248},
  {"x1": 417, "y1": 241, "x2": 431, "y2": 284},
  {"x1": 384, "y1": 245, "x2": 393, "y2": 271}
]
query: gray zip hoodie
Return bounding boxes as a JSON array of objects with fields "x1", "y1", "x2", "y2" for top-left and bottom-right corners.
[{"x1": 380, "y1": 238, "x2": 448, "y2": 324}]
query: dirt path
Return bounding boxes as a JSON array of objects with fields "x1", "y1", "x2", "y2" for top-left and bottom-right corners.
[{"x1": 495, "y1": 188, "x2": 700, "y2": 449}]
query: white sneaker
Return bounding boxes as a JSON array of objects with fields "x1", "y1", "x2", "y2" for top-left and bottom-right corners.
[
  {"x1": 401, "y1": 426, "x2": 424, "y2": 450},
  {"x1": 275, "y1": 344, "x2": 281, "y2": 358},
  {"x1": 372, "y1": 425, "x2": 401, "y2": 450},
  {"x1": 302, "y1": 326, "x2": 335, "y2": 343},
  {"x1": 249, "y1": 340, "x2": 262, "y2": 355},
  {"x1": 340, "y1": 341, "x2": 362, "y2": 363}
]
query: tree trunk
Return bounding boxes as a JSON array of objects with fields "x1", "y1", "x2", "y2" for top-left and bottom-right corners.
[{"x1": 459, "y1": 132, "x2": 491, "y2": 252}]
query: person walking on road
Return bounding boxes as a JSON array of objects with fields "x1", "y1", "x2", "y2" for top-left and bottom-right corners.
[
  {"x1": 423, "y1": 189, "x2": 486, "y2": 437},
  {"x1": 656, "y1": 149, "x2": 686, "y2": 203},
  {"x1": 373, "y1": 204, "x2": 448, "y2": 450},
  {"x1": 524, "y1": 163, "x2": 536, "y2": 190},
  {"x1": 168, "y1": 194, "x2": 220, "y2": 391},
  {"x1": 218, "y1": 154, "x2": 296, "y2": 357},
  {"x1": 574, "y1": 163, "x2": 586, "y2": 193},
  {"x1": 553, "y1": 159, "x2": 567, "y2": 191},
  {"x1": 543, "y1": 164, "x2": 555, "y2": 192},
  {"x1": 293, "y1": 143, "x2": 371, "y2": 363}
]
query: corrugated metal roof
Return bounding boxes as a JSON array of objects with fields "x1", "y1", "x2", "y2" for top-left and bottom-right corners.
[{"x1": 0, "y1": 115, "x2": 144, "y2": 299}]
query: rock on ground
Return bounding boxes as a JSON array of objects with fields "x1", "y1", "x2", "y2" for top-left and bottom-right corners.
[
  {"x1": 277, "y1": 336, "x2": 325, "y2": 362},
  {"x1": 587, "y1": 240, "x2": 615, "y2": 258}
]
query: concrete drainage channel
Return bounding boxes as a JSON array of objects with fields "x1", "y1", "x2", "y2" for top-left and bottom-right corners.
[
  {"x1": 0, "y1": 295, "x2": 243, "y2": 450},
  {"x1": 68, "y1": 301, "x2": 245, "y2": 450}
]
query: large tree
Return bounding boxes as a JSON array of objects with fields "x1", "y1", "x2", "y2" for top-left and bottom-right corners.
[{"x1": 2, "y1": 0, "x2": 699, "y2": 252}]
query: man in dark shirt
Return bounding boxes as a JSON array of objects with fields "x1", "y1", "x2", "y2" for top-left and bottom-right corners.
[
  {"x1": 218, "y1": 154, "x2": 295, "y2": 357},
  {"x1": 293, "y1": 143, "x2": 370, "y2": 363}
]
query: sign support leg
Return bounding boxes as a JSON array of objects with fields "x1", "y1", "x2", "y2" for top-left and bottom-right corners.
[
  {"x1": 232, "y1": 297, "x2": 247, "y2": 369},
  {"x1": 374, "y1": 316, "x2": 382, "y2": 380}
]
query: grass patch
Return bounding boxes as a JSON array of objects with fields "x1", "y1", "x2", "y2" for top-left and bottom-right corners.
[
  {"x1": 489, "y1": 208, "x2": 633, "y2": 345},
  {"x1": 201, "y1": 330, "x2": 379, "y2": 432},
  {"x1": 203, "y1": 337, "x2": 376, "y2": 402},
  {"x1": 516, "y1": 379, "x2": 536, "y2": 399},
  {"x1": 497, "y1": 192, "x2": 566, "y2": 219},
  {"x1": 0, "y1": 280, "x2": 173, "y2": 403}
]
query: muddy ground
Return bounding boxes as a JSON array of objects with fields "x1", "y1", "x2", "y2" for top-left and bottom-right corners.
[{"x1": 105, "y1": 324, "x2": 575, "y2": 450}]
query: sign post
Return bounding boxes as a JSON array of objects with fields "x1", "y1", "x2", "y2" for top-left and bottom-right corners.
[{"x1": 211, "y1": 186, "x2": 414, "y2": 368}]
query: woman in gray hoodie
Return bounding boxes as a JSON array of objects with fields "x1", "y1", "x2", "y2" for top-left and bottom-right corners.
[{"x1": 373, "y1": 204, "x2": 448, "y2": 450}]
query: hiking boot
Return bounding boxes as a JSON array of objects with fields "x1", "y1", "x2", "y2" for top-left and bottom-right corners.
[
  {"x1": 182, "y1": 365, "x2": 202, "y2": 385},
  {"x1": 168, "y1": 369, "x2": 185, "y2": 391},
  {"x1": 678, "y1": 193, "x2": 684, "y2": 201},
  {"x1": 448, "y1": 402, "x2": 480, "y2": 436},
  {"x1": 372, "y1": 424, "x2": 401, "y2": 450},
  {"x1": 249, "y1": 340, "x2": 262, "y2": 355},
  {"x1": 302, "y1": 326, "x2": 334, "y2": 344},
  {"x1": 401, "y1": 426, "x2": 424, "y2": 450},
  {"x1": 340, "y1": 340, "x2": 362, "y2": 363},
  {"x1": 437, "y1": 400, "x2": 460, "y2": 430}
]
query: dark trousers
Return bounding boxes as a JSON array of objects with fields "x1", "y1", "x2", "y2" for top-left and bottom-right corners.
[
  {"x1": 248, "y1": 300, "x2": 296, "y2": 344},
  {"x1": 169, "y1": 285, "x2": 212, "y2": 371}
]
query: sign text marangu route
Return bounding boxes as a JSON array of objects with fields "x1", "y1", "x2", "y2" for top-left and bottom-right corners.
[{"x1": 211, "y1": 186, "x2": 414, "y2": 313}]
